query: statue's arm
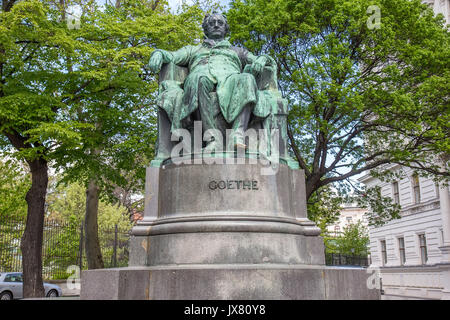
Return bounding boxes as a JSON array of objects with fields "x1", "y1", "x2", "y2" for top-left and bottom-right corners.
[{"x1": 149, "y1": 46, "x2": 192, "y2": 73}]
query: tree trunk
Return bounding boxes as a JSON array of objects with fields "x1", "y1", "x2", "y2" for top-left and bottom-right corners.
[
  {"x1": 21, "y1": 158, "x2": 48, "y2": 298},
  {"x1": 84, "y1": 179, "x2": 104, "y2": 269},
  {"x1": 2, "y1": 0, "x2": 18, "y2": 12}
]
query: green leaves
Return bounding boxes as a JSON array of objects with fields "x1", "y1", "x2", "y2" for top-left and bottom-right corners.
[
  {"x1": 0, "y1": 158, "x2": 30, "y2": 220},
  {"x1": 0, "y1": 0, "x2": 205, "y2": 291},
  {"x1": 354, "y1": 185, "x2": 401, "y2": 226},
  {"x1": 332, "y1": 221, "x2": 370, "y2": 256},
  {"x1": 0, "y1": 0, "x2": 204, "y2": 199},
  {"x1": 228, "y1": 0, "x2": 449, "y2": 208},
  {"x1": 47, "y1": 179, "x2": 133, "y2": 230},
  {"x1": 51, "y1": 1, "x2": 202, "y2": 198},
  {"x1": 307, "y1": 185, "x2": 343, "y2": 233},
  {"x1": 227, "y1": 0, "x2": 449, "y2": 227}
]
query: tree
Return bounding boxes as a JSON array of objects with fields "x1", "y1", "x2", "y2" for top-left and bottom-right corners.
[
  {"x1": 45, "y1": 178, "x2": 134, "y2": 274},
  {"x1": 0, "y1": 157, "x2": 29, "y2": 271},
  {"x1": 332, "y1": 221, "x2": 370, "y2": 256},
  {"x1": 0, "y1": 157, "x2": 29, "y2": 221},
  {"x1": 306, "y1": 185, "x2": 342, "y2": 233},
  {"x1": 0, "y1": 0, "x2": 90, "y2": 297},
  {"x1": 227, "y1": 0, "x2": 449, "y2": 223},
  {"x1": 47, "y1": 179, "x2": 133, "y2": 230},
  {"x1": 1, "y1": 0, "x2": 203, "y2": 295},
  {"x1": 50, "y1": 0, "x2": 203, "y2": 269}
]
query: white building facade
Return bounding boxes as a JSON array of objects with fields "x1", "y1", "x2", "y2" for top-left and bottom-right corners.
[
  {"x1": 358, "y1": 0, "x2": 450, "y2": 300},
  {"x1": 327, "y1": 204, "x2": 369, "y2": 236},
  {"x1": 360, "y1": 165, "x2": 449, "y2": 299},
  {"x1": 423, "y1": 0, "x2": 450, "y2": 22}
]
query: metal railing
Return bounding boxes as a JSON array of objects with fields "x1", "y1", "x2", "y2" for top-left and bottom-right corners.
[
  {"x1": 0, "y1": 217, "x2": 131, "y2": 279},
  {"x1": 325, "y1": 252, "x2": 370, "y2": 267}
]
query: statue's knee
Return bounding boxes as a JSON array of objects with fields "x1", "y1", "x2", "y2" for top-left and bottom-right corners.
[
  {"x1": 240, "y1": 73, "x2": 256, "y2": 82},
  {"x1": 198, "y1": 76, "x2": 213, "y2": 90},
  {"x1": 237, "y1": 73, "x2": 258, "y2": 90}
]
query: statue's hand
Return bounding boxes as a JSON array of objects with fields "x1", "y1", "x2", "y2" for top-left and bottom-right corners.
[
  {"x1": 251, "y1": 56, "x2": 268, "y2": 74},
  {"x1": 149, "y1": 51, "x2": 163, "y2": 73}
]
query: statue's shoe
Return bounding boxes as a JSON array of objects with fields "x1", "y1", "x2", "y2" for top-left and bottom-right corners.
[
  {"x1": 226, "y1": 129, "x2": 250, "y2": 152},
  {"x1": 226, "y1": 137, "x2": 247, "y2": 152},
  {"x1": 234, "y1": 142, "x2": 247, "y2": 150}
]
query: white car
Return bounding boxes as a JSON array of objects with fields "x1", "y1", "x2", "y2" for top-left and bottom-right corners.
[{"x1": 0, "y1": 272, "x2": 62, "y2": 300}]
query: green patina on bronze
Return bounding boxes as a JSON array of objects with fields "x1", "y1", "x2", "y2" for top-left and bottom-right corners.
[
  {"x1": 154, "y1": 38, "x2": 277, "y2": 126},
  {"x1": 148, "y1": 13, "x2": 297, "y2": 169}
]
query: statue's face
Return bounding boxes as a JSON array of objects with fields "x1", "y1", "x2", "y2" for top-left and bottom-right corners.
[{"x1": 204, "y1": 14, "x2": 227, "y2": 40}]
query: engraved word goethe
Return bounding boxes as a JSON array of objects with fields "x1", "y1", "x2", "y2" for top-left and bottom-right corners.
[{"x1": 208, "y1": 180, "x2": 259, "y2": 190}]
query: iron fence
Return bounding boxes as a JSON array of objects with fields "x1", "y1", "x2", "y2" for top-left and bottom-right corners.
[
  {"x1": 1, "y1": 217, "x2": 371, "y2": 275},
  {"x1": 0, "y1": 217, "x2": 131, "y2": 280},
  {"x1": 325, "y1": 252, "x2": 370, "y2": 267}
]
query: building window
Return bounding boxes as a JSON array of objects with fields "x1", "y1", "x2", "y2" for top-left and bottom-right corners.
[
  {"x1": 346, "y1": 216, "x2": 352, "y2": 224},
  {"x1": 418, "y1": 234, "x2": 428, "y2": 264},
  {"x1": 380, "y1": 240, "x2": 387, "y2": 265},
  {"x1": 412, "y1": 175, "x2": 421, "y2": 204},
  {"x1": 393, "y1": 181, "x2": 400, "y2": 204},
  {"x1": 398, "y1": 237, "x2": 406, "y2": 265},
  {"x1": 334, "y1": 225, "x2": 340, "y2": 236}
]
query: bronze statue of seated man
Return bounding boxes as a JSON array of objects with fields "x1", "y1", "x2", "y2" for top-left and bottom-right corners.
[{"x1": 149, "y1": 12, "x2": 295, "y2": 168}]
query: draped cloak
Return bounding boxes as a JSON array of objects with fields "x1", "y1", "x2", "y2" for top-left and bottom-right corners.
[{"x1": 154, "y1": 39, "x2": 278, "y2": 130}]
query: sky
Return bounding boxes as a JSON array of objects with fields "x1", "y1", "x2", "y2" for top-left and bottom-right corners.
[
  {"x1": 68, "y1": 0, "x2": 231, "y2": 17},
  {"x1": 95, "y1": 0, "x2": 231, "y2": 12},
  {"x1": 168, "y1": 0, "x2": 231, "y2": 12}
]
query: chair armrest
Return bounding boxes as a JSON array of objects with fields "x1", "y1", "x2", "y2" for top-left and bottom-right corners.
[{"x1": 243, "y1": 65, "x2": 278, "y2": 91}]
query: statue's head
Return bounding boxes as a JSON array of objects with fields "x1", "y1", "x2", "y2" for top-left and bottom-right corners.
[{"x1": 202, "y1": 12, "x2": 229, "y2": 40}]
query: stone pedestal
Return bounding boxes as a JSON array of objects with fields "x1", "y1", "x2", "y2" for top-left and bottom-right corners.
[
  {"x1": 80, "y1": 264, "x2": 380, "y2": 300},
  {"x1": 81, "y1": 161, "x2": 380, "y2": 299},
  {"x1": 130, "y1": 162, "x2": 323, "y2": 266}
]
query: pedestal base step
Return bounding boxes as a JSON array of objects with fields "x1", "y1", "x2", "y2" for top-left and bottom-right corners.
[{"x1": 80, "y1": 264, "x2": 380, "y2": 300}]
